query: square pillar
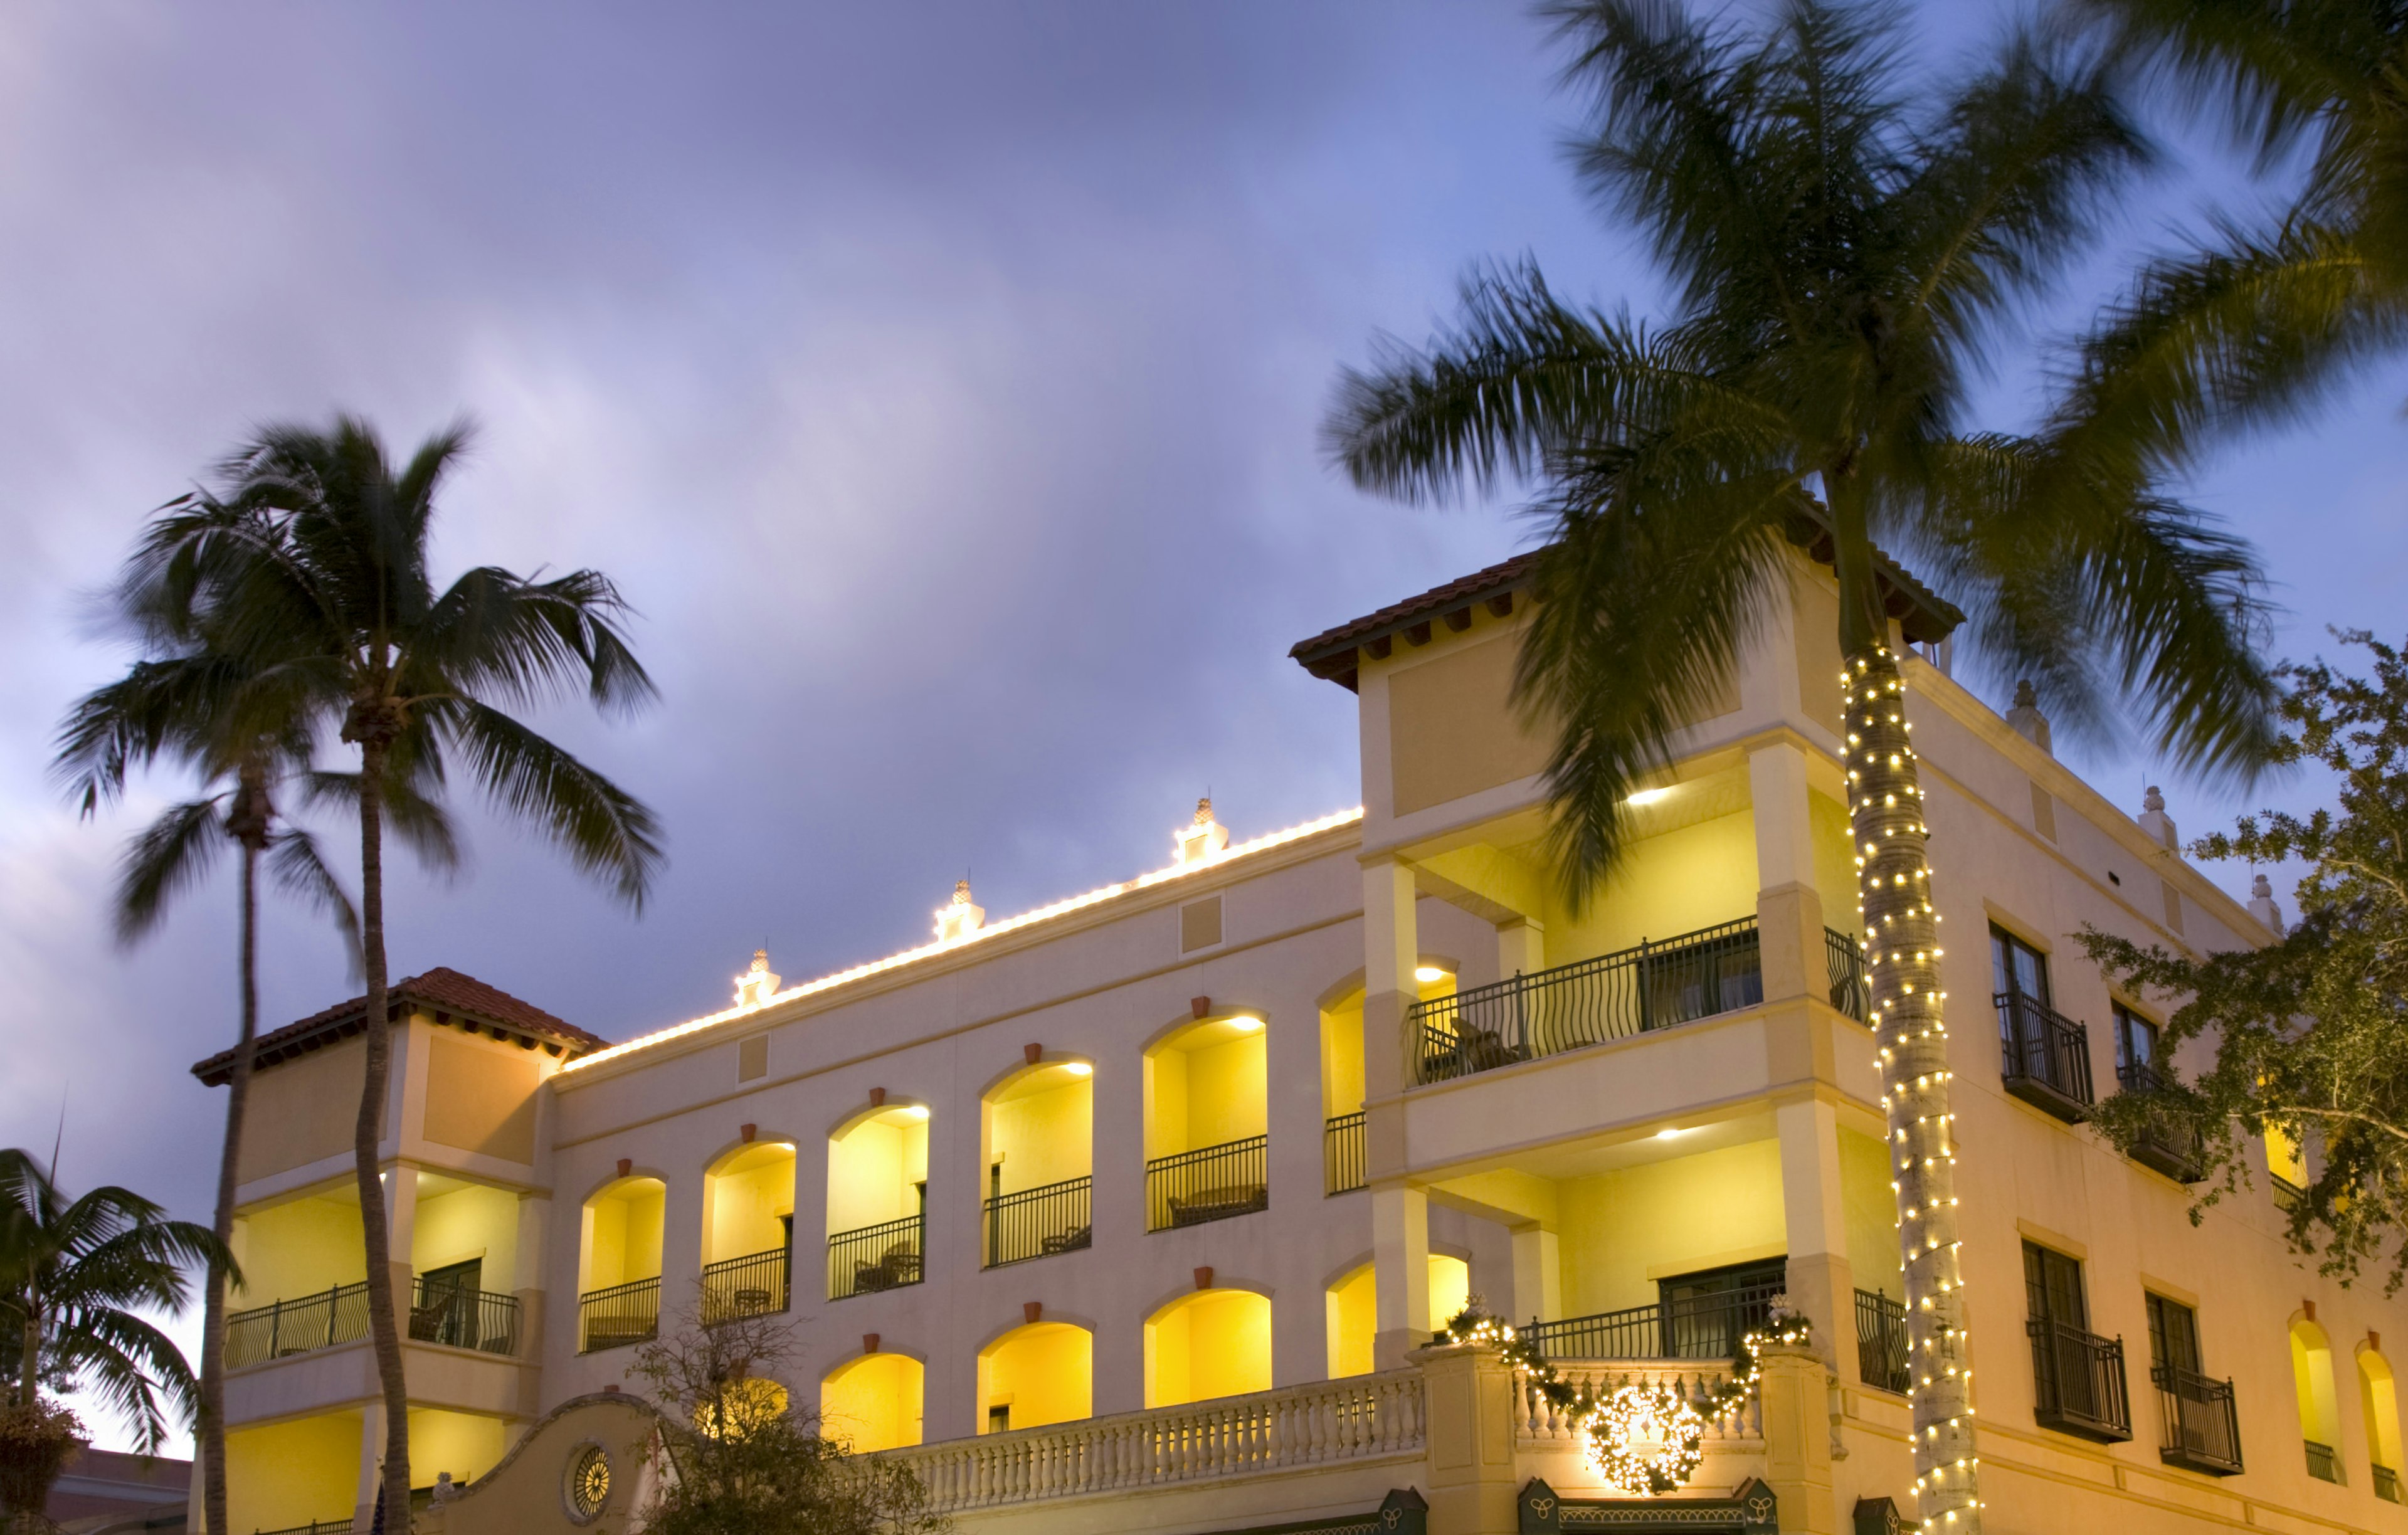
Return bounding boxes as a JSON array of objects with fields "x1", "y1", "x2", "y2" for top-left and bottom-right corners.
[
  {"x1": 384, "y1": 1163, "x2": 420, "y2": 1316},
  {"x1": 1756, "y1": 1342, "x2": 1840, "y2": 1534},
  {"x1": 1749, "y1": 743, "x2": 1827, "y2": 1006},
  {"x1": 1363, "y1": 858, "x2": 1419, "y2": 1186},
  {"x1": 1497, "y1": 918, "x2": 1545, "y2": 983},
  {"x1": 1373, "y1": 1183, "x2": 1431, "y2": 1369},
  {"x1": 351, "y1": 1400, "x2": 384, "y2": 1535},
  {"x1": 1412, "y1": 1341, "x2": 1521, "y2": 1534},
  {"x1": 513, "y1": 1193, "x2": 551, "y2": 1410},
  {"x1": 1775, "y1": 1097, "x2": 1857, "y2": 1376},
  {"x1": 1509, "y1": 1226, "x2": 1560, "y2": 1324}
]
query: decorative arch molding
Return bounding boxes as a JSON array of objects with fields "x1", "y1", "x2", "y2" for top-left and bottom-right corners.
[
  {"x1": 975, "y1": 1052, "x2": 1098, "y2": 1104},
  {"x1": 1143, "y1": 1275, "x2": 1275, "y2": 1323},
  {"x1": 701, "y1": 1131, "x2": 800, "y2": 1176},
  {"x1": 828, "y1": 1096, "x2": 932, "y2": 1141},
  {"x1": 577, "y1": 1168, "x2": 670, "y2": 1206},
  {"x1": 973, "y1": 1307, "x2": 1099, "y2": 1357}
]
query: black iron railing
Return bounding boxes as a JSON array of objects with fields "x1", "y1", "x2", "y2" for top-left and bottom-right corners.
[
  {"x1": 408, "y1": 1276, "x2": 520, "y2": 1356},
  {"x1": 828, "y1": 1214, "x2": 924, "y2": 1300},
  {"x1": 2116, "y1": 1062, "x2": 2205, "y2": 1181},
  {"x1": 1997, "y1": 991, "x2": 2095, "y2": 1121},
  {"x1": 1523, "y1": 1278, "x2": 1786, "y2": 1361},
  {"x1": 2152, "y1": 1363, "x2": 2242, "y2": 1474},
  {"x1": 1148, "y1": 1134, "x2": 1270, "y2": 1232},
  {"x1": 984, "y1": 1174, "x2": 1092, "y2": 1267},
  {"x1": 1325, "y1": 1111, "x2": 1366, "y2": 1195},
  {"x1": 1411, "y1": 919, "x2": 1766, "y2": 1085},
  {"x1": 2273, "y1": 1174, "x2": 2306, "y2": 1215},
  {"x1": 1827, "y1": 929, "x2": 1870, "y2": 1023},
  {"x1": 2374, "y1": 1463, "x2": 2400, "y2": 1502},
  {"x1": 256, "y1": 1521, "x2": 354, "y2": 1535},
  {"x1": 700, "y1": 1246, "x2": 790, "y2": 1322},
  {"x1": 578, "y1": 1275, "x2": 660, "y2": 1353},
  {"x1": 2027, "y1": 1317, "x2": 2130, "y2": 1440},
  {"x1": 2306, "y1": 1438, "x2": 2342, "y2": 1483},
  {"x1": 1856, "y1": 1289, "x2": 1910, "y2": 1395},
  {"x1": 225, "y1": 1282, "x2": 371, "y2": 1368}
]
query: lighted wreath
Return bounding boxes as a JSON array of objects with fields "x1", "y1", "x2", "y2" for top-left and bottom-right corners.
[{"x1": 1432, "y1": 1295, "x2": 1813, "y2": 1497}]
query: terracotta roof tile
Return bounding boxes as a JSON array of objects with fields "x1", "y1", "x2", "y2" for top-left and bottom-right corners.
[{"x1": 191, "y1": 966, "x2": 603, "y2": 1084}]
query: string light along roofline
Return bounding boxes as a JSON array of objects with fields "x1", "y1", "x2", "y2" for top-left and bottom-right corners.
[{"x1": 559, "y1": 805, "x2": 1365, "y2": 1075}]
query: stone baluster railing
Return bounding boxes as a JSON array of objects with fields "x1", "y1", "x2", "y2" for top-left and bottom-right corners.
[{"x1": 1512, "y1": 1361, "x2": 1762, "y2": 1445}]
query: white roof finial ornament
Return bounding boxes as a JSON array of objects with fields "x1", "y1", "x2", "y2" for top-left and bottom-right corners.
[
  {"x1": 2139, "y1": 785, "x2": 2178, "y2": 850},
  {"x1": 734, "y1": 949, "x2": 781, "y2": 1009},
  {"x1": 1176, "y1": 796, "x2": 1229, "y2": 867},
  {"x1": 935, "y1": 878, "x2": 986, "y2": 943},
  {"x1": 2249, "y1": 873, "x2": 2285, "y2": 935},
  {"x1": 2005, "y1": 680, "x2": 2052, "y2": 754}
]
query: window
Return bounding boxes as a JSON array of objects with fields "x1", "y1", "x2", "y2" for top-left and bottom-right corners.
[
  {"x1": 2145, "y1": 1294, "x2": 2199, "y2": 1373},
  {"x1": 2023, "y1": 1242, "x2": 2130, "y2": 1440},
  {"x1": 2113, "y1": 1004, "x2": 2159, "y2": 1079},
  {"x1": 2360, "y1": 1350, "x2": 2402, "y2": 1501},
  {"x1": 2024, "y1": 1242, "x2": 2086, "y2": 1331},
  {"x1": 1992, "y1": 927, "x2": 2051, "y2": 1006},
  {"x1": 1659, "y1": 1258, "x2": 1785, "y2": 1360},
  {"x1": 2293, "y1": 1319, "x2": 2344, "y2": 1482},
  {"x1": 2146, "y1": 1294, "x2": 2242, "y2": 1474}
]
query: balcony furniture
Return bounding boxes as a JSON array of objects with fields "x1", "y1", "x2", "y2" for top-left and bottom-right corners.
[
  {"x1": 1523, "y1": 1275, "x2": 1785, "y2": 1363},
  {"x1": 1146, "y1": 1134, "x2": 1270, "y2": 1233},
  {"x1": 700, "y1": 1246, "x2": 790, "y2": 1323},
  {"x1": 984, "y1": 1174, "x2": 1092, "y2": 1268},
  {"x1": 828, "y1": 1213, "x2": 925, "y2": 1300},
  {"x1": 1410, "y1": 919, "x2": 1831, "y2": 1086},
  {"x1": 1996, "y1": 991, "x2": 2095, "y2": 1122},
  {"x1": 1855, "y1": 1289, "x2": 1911, "y2": 1395},
  {"x1": 1325, "y1": 1110, "x2": 1367, "y2": 1195},
  {"x1": 2306, "y1": 1438, "x2": 2343, "y2": 1483},
  {"x1": 224, "y1": 1281, "x2": 372, "y2": 1369},
  {"x1": 2152, "y1": 1363, "x2": 2243, "y2": 1474},
  {"x1": 2116, "y1": 1062, "x2": 2206, "y2": 1182},
  {"x1": 2027, "y1": 1317, "x2": 2131, "y2": 1441},
  {"x1": 577, "y1": 1275, "x2": 661, "y2": 1353},
  {"x1": 403, "y1": 1279, "x2": 519, "y2": 1356}
]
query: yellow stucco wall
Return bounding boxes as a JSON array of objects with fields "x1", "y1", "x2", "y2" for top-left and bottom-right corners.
[
  {"x1": 1428, "y1": 1253, "x2": 1470, "y2": 1332},
  {"x1": 821, "y1": 1353, "x2": 924, "y2": 1452},
  {"x1": 705, "y1": 1144, "x2": 795, "y2": 1265},
  {"x1": 1556, "y1": 1140, "x2": 1787, "y2": 1317},
  {"x1": 1546, "y1": 810, "x2": 1760, "y2": 964},
  {"x1": 413, "y1": 1179, "x2": 520, "y2": 1287},
  {"x1": 827, "y1": 1112, "x2": 929, "y2": 1233},
  {"x1": 1840, "y1": 1127, "x2": 1902, "y2": 1295},
  {"x1": 1322, "y1": 997, "x2": 1366, "y2": 1118},
  {"x1": 980, "y1": 1322, "x2": 1091, "y2": 1432},
  {"x1": 1327, "y1": 1263, "x2": 1375, "y2": 1378},
  {"x1": 233, "y1": 1193, "x2": 366, "y2": 1306},
  {"x1": 1148, "y1": 1290, "x2": 1272, "y2": 1407},
  {"x1": 989, "y1": 1079, "x2": 1090, "y2": 1193},
  {"x1": 582, "y1": 1178, "x2": 666, "y2": 1291},
  {"x1": 410, "y1": 1406, "x2": 510, "y2": 1487},
  {"x1": 226, "y1": 1411, "x2": 361, "y2": 1534},
  {"x1": 422, "y1": 1033, "x2": 542, "y2": 1163},
  {"x1": 237, "y1": 1036, "x2": 371, "y2": 1183}
]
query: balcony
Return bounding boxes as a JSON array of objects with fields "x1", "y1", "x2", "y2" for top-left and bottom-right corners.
[
  {"x1": 1411, "y1": 919, "x2": 1783, "y2": 1085},
  {"x1": 2152, "y1": 1363, "x2": 2242, "y2": 1475},
  {"x1": 1997, "y1": 992, "x2": 2094, "y2": 1122},
  {"x1": 2027, "y1": 1318, "x2": 2130, "y2": 1441},
  {"x1": 577, "y1": 1275, "x2": 660, "y2": 1353},
  {"x1": 1325, "y1": 1112, "x2": 1366, "y2": 1196},
  {"x1": 1522, "y1": 1277, "x2": 1784, "y2": 1363},
  {"x1": 2116, "y1": 1062, "x2": 2205, "y2": 1181},
  {"x1": 985, "y1": 1174, "x2": 1091, "y2": 1267},
  {"x1": 2273, "y1": 1174, "x2": 2306, "y2": 1215},
  {"x1": 700, "y1": 1246, "x2": 790, "y2": 1323},
  {"x1": 1146, "y1": 1134, "x2": 1269, "y2": 1232},
  {"x1": 407, "y1": 1277, "x2": 520, "y2": 1357},
  {"x1": 2374, "y1": 1463, "x2": 2400, "y2": 1502},
  {"x1": 829, "y1": 1214, "x2": 924, "y2": 1300},
  {"x1": 2306, "y1": 1438, "x2": 2343, "y2": 1484},
  {"x1": 1826, "y1": 929, "x2": 1870, "y2": 1023},
  {"x1": 225, "y1": 1282, "x2": 370, "y2": 1369},
  {"x1": 1855, "y1": 1289, "x2": 1910, "y2": 1395}
]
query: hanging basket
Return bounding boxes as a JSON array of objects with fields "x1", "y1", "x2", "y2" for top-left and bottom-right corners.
[{"x1": 0, "y1": 1401, "x2": 83, "y2": 1525}]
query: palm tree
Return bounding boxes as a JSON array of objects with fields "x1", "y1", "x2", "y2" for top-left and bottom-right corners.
[
  {"x1": 2054, "y1": 0, "x2": 2408, "y2": 493},
  {"x1": 1323, "y1": 4, "x2": 2279, "y2": 1525},
  {"x1": 52, "y1": 628, "x2": 433, "y2": 1535},
  {"x1": 127, "y1": 416, "x2": 663, "y2": 1524},
  {"x1": 0, "y1": 1146, "x2": 226, "y2": 1506}
]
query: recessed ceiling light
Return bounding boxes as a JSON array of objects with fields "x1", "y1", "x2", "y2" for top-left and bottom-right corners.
[
  {"x1": 902, "y1": 1104, "x2": 930, "y2": 1120},
  {"x1": 1064, "y1": 1062, "x2": 1093, "y2": 1077},
  {"x1": 1414, "y1": 965, "x2": 1449, "y2": 984},
  {"x1": 1656, "y1": 1127, "x2": 1683, "y2": 1140},
  {"x1": 1228, "y1": 1015, "x2": 1264, "y2": 1031},
  {"x1": 1625, "y1": 788, "x2": 1673, "y2": 807}
]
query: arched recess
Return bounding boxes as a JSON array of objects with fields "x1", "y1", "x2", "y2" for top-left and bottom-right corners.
[
  {"x1": 976, "y1": 1321, "x2": 1092, "y2": 1433},
  {"x1": 981, "y1": 1059, "x2": 1094, "y2": 1267},
  {"x1": 2361, "y1": 1346, "x2": 2402, "y2": 1486},
  {"x1": 577, "y1": 1176, "x2": 666, "y2": 1353},
  {"x1": 702, "y1": 1139, "x2": 797, "y2": 1317},
  {"x1": 1144, "y1": 1011, "x2": 1269, "y2": 1232},
  {"x1": 1426, "y1": 1252, "x2": 1471, "y2": 1332},
  {"x1": 1326, "y1": 1260, "x2": 1376, "y2": 1379},
  {"x1": 2293, "y1": 1316, "x2": 2344, "y2": 1477},
  {"x1": 827, "y1": 1104, "x2": 929, "y2": 1300},
  {"x1": 822, "y1": 1352, "x2": 924, "y2": 1452},
  {"x1": 696, "y1": 1376, "x2": 789, "y2": 1440},
  {"x1": 1318, "y1": 965, "x2": 1458, "y2": 1151},
  {"x1": 1146, "y1": 1288, "x2": 1271, "y2": 1408}
]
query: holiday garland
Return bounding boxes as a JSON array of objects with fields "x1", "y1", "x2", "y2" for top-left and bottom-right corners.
[{"x1": 1430, "y1": 1297, "x2": 1812, "y2": 1496}]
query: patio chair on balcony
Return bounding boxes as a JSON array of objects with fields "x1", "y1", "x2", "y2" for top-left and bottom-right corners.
[
  {"x1": 1167, "y1": 1183, "x2": 1269, "y2": 1227},
  {"x1": 1422, "y1": 1025, "x2": 1525, "y2": 1080},
  {"x1": 1039, "y1": 1223, "x2": 1093, "y2": 1255},
  {"x1": 853, "y1": 1243, "x2": 924, "y2": 1292}
]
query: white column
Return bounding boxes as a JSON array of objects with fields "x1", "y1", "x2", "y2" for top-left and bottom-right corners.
[
  {"x1": 1775, "y1": 1096, "x2": 1856, "y2": 1371},
  {"x1": 384, "y1": 1163, "x2": 421, "y2": 1311},
  {"x1": 1360, "y1": 858, "x2": 1419, "y2": 1105},
  {"x1": 1510, "y1": 1226, "x2": 1561, "y2": 1325},
  {"x1": 1750, "y1": 741, "x2": 1828, "y2": 1006},
  {"x1": 1497, "y1": 917, "x2": 1546, "y2": 983},
  {"x1": 1371, "y1": 1184, "x2": 1430, "y2": 1369},
  {"x1": 351, "y1": 1400, "x2": 385, "y2": 1535}
]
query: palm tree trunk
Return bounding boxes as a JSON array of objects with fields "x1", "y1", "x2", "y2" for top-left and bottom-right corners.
[
  {"x1": 350, "y1": 734, "x2": 413, "y2": 1529},
  {"x1": 197, "y1": 838, "x2": 260, "y2": 1535}
]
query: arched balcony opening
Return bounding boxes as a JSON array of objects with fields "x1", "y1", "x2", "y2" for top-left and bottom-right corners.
[
  {"x1": 981, "y1": 1062, "x2": 1092, "y2": 1267},
  {"x1": 1319, "y1": 971, "x2": 1453, "y2": 1196},
  {"x1": 1427, "y1": 1253, "x2": 1470, "y2": 1331},
  {"x1": 2362, "y1": 1348, "x2": 2403, "y2": 1501},
  {"x1": 822, "y1": 1353, "x2": 924, "y2": 1452},
  {"x1": 827, "y1": 1105, "x2": 927, "y2": 1300},
  {"x1": 1146, "y1": 1289, "x2": 1271, "y2": 1408},
  {"x1": 1326, "y1": 1262, "x2": 1375, "y2": 1379},
  {"x1": 2293, "y1": 1317, "x2": 2345, "y2": 1483},
  {"x1": 695, "y1": 1376, "x2": 789, "y2": 1440},
  {"x1": 1144, "y1": 1014, "x2": 1268, "y2": 1232},
  {"x1": 977, "y1": 1321, "x2": 1092, "y2": 1433},
  {"x1": 577, "y1": 1176, "x2": 665, "y2": 1353},
  {"x1": 702, "y1": 1141, "x2": 796, "y2": 1320}
]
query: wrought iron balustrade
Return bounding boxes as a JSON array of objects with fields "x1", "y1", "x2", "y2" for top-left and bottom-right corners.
[
  {"x1": 2273, "y1": 1174, "x2": 2306, "y2": 1215},
  {"x1": 2116, "y1": 1062, "x2": 2205, "y2": 1181},
  {"x1": 829, "y1": 1214, "x2": 924, "y2": 1299},
  {"x1": 984, "y1": 1174, "x2": 1091, "y2": 1267},
  {"x1": 1147, "y1": 1134, "x2": 1269, "y2": 1232},
  {"x1": 2027, "y1": 1317, "x2": 2130, "y2": 1440},
  {"x1": 2374, "y1": 1462, "x2": 2401, "y2": 1502},
  {"x1": 1827, "y1": 929, "x2": 1870, "y2": 1023},
  {"x1": 1325, "y1": 1111, "x2": 1366, "y2": 1195},
  {"x1": 1410, "y1": 919, "x2": 1767, "y2": 1085},
  {"x1": 225, "y1": 1281, "x2": 371, "y2": 1368},
  {"x1": 577, "y1": 1275, "x2": 660, "y2": 1353},
  {"x1": 408, "y1": 1275, "x2": 520, "y2": 1356},
  {"x1": 700, "y1": 1245, "x2": 791, "y2": 1322},
  {"x1": 1855, "y1": 1289, "x2": 1910, "y2": 1395},
  {"x1": 1997, "y1": 991, "x2": 2095, "y2": 1121},
  {"x1": 2152, "y1": 1363, "x2": 2242, "y2": 1474},
  {"x1": 1521, "y1": 1277, "x2": 1786, "y2": 1363},
  {"x1": 2306, "y1": 1438, "x2": 2343, "y2": 1483},
  {"x1": 256, "y1": 1520, "x2": 354, "y2": 1535}
]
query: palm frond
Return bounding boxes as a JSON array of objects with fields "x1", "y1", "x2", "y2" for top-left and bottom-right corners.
[
  {"x1": 265, "y1": 829, "x2": 362, "y2": 966},
  {"x1": 433, "y1": 699, "x2": 665, "y2": 909},
  {"x1": 409, "y1": 566, "x2": 657, "y2": 715},
  {"x1": 112, "y1": 799, "x2": 228, "y2": 945}
]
